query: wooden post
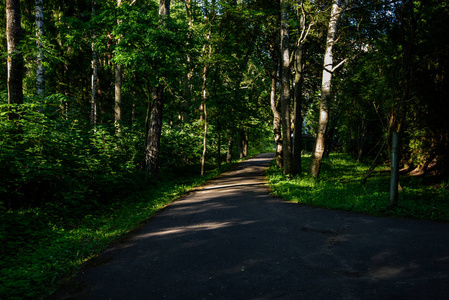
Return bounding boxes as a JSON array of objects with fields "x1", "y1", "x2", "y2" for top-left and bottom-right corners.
[{"x1": 389, "y1": 132, "x2": 399, "y2": 206}]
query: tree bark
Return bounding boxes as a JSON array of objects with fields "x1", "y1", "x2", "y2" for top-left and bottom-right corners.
[
  {"x1": 145, "y1": 86, "x2": 164, "y2": 178},
  {"x1": 270, "y1": 44, "x2": 283, "y2": 169},
  {"x1": 280, "y1": 0, "x2": 292, "y2": 175},
  {"x1": 200, "y1": 62, "x2": 209, "y2": 176},
  {"x1": 35, "y1": 0, "x2": 45, "y2": 98},
  {"x1": 90, "y1": 0, "x2": 98, "y2": 129},
  {"x1": 200, "y1": 23, "x2": 212, "y2": 176},
  {"x1": 292, "y1": 17, "x2": 305, "y2": 176},
  {"x1": 145, "y1": 0, "x2": 170, "y2": 178},
  {"x1": 6, "y1": 0, "x2": 23, "y2": 119},
  {"x1": 114, "y1": 63, "x2": 123, "y2": 131},
  {"x1": 309, "y1": 0, "x2": 342, "y2": 179},
  {"x1": 114, "y1": 0, "x2": 123, "y2": 132},
  {"x1": 226, "y1": 135, "x2": 233, "y2": 163}
]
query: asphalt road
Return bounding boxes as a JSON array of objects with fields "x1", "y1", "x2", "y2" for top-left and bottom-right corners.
[{"x1": 51, "y1": 153, "x2": 449, "y2": 300}]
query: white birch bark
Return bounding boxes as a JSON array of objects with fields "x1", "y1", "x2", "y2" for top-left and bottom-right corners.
[{"x1": 309, "y1": 0, "x2": 343, "y2": 179}]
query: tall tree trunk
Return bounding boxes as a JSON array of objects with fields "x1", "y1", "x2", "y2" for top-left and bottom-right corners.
[
  {"x1": 292, "y1": 4, "x2": 310, "y2": 176},
  {"x1": 217, "y1": 128, "x2": 221, "y2": 169},
  {"x1": 145, "y1": 0, "x2": 171, "y2": 178},
  {"x1": 114, "y1": 0, "x2": 123, "y2": 132},
  {"x1": 35, "y1": 0, "x2": 45, "y2": 98},
  {"x1": 226, "y1": 134, "x2": 233, "y2": 163},
  {"x1": 292, "y1": 43, "x2": 304, "y2": 176},
  {"x1": 200, "y1": 60, "x2": 210, "y2": 176},
  {"x1": 90, "y1": 0, "x2": 98, "y2": 129},
  {"x1": 114, "y1": 63, "x2": 122, "y2": 131},
  {"x1": 6, "y1": 0, "x2": 23, "y2": 120},
  {"x1": 309, "y1": 0, "x2": 342, "y2": 179},
  {"x1": 270, "y1": 44, "x2": 283, "y2": 169},
  {"x1": 145, "y1": 86, "x2": 164, "y2": 178},
  {"x1": 200, "y1": 22, "x2": 212, "y2": 176},
  {"x1": 280, "y1": 0, "x2": 292, "y2": 175}
]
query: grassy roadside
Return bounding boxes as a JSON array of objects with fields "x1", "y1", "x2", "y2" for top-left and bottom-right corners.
[
  {"x1": 267, "y1": 153, "x2": 449, "y2": 222},
  {"x1": 0, "y1": 161, "x2": 240, "y2": 300}
]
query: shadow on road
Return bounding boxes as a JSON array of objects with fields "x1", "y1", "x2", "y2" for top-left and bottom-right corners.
[{"x1": 51, "y1": 153, "x2": 449, "y2": 300}]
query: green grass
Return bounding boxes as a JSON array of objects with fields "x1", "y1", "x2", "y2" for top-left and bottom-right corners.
[
  {"x1": 267, "y1": 153, "x2": 449, "y2": 221},
  {"x1": 0, "y1": 162, "x2": 238, "y2": 300}
]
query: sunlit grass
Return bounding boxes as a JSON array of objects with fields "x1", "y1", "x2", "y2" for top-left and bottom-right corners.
[{"x1": 267, "y1": 153, "x2": 449, "y2": 221}]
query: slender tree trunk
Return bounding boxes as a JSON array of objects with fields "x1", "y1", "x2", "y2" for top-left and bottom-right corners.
[
  {"x1": 309, "y1": 0, "x2": 342, "y2": 179},
  {"x1": 145, "y1": 0, "x2": 170, "y2": 178},
  {"x1": 114, "y1": 0, "x2": 123, "y2": 132},
  {"x1": 200, "y1": 24, "x2": 212, "y2": 176},
  {"x1": 217, "y1": 128, "x2": 221, "y2": 169},
  {"x1": 114, "y1": 63, "x2": 122, "y2": 131},
  {"x1": 270, "y1": 48, "x2": 283, "y2": 169},
  {"x1": 35, "y1": 0, "x2": 45, "y2": 98},
  {"x1": 90, "y1": 0, "x2": 98, "y2": 129},
  {"x1": 226, "y1": 135, "x2": 233, "y2": 163},
  {"x1": 242, "y1": 130, "x2": 249, "y2": 157},
  {"x1": 292, "y1": 4, "x2": 310, "y2": 176},
  {"x1": 280, "y1": 0, "x2": 292, "y2": 175},
  {"x1": 292, "y1": 44, "x2": 304, "y2": 176},
  {"x1": 6, "y1": 0, "x2": 23, "y2": 120},
  {"x1": 200, "y1": 62, "x2": 209, "y2": 176}
]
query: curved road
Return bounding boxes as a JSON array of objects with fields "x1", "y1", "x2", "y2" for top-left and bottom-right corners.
[{"x1": 52, "y1": 153, "x2": 449, "y2": 299}]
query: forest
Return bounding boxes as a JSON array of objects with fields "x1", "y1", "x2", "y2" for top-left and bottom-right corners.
[{"x1": 1, "y1": 0, "x2": 449, "y2": 298}]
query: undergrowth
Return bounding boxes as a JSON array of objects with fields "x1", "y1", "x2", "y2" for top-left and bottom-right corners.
[
  {"x1": 0, "y1": 162, "x2": 236, "y2": 300},
  {"x1": 267, "y1": 153, "x2": 449, "y2": 221}
]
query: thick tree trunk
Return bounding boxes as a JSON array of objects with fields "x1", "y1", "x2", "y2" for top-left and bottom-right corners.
[
  {"x1": 280, "y1": 0, "x2": 292, "y2": 175},
  {"x1": 145, "y1": 86, "x2": 164, "y2": 178},
  {"x1": 6, "y1": 0, "x2": 23, "y2": 119},
  {"x1": 35, "y1": 0, "x2": 45, "y2": 98},
  {"x1": 309, "y1": 0, "x2": 342, "y2": 179}
]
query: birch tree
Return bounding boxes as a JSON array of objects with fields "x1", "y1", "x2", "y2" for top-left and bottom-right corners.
[{"x1": 309, "y1": 0, "x2": 344, "y2": 179}]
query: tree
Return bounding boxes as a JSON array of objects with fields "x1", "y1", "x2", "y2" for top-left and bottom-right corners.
[
  {"x1": 280, "y1": 0, "x2": 292, "y2": 175},
  {"x1": 145, "y1": 0, "x2": 171, "y2": 178},
  {"x1": 309, "y1": 0, "x2": 344, "y2": 179},
  {"x1": 292, "y1": 0, "x2": 313, "y2": 176},
  {"x1": 35, "y1": 0, "x2": 45, "y2": 98},
  {"x1": 114, "y1": 0, "x2": 123, "y2": 132},
  {"x1": 6, "y1": 0, "x2": 23, "y2": 119}
]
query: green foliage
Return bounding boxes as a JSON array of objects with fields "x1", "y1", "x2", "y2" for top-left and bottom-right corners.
[{"x1": 267, "y1": 153, "x2": 449, "y2": 222}]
